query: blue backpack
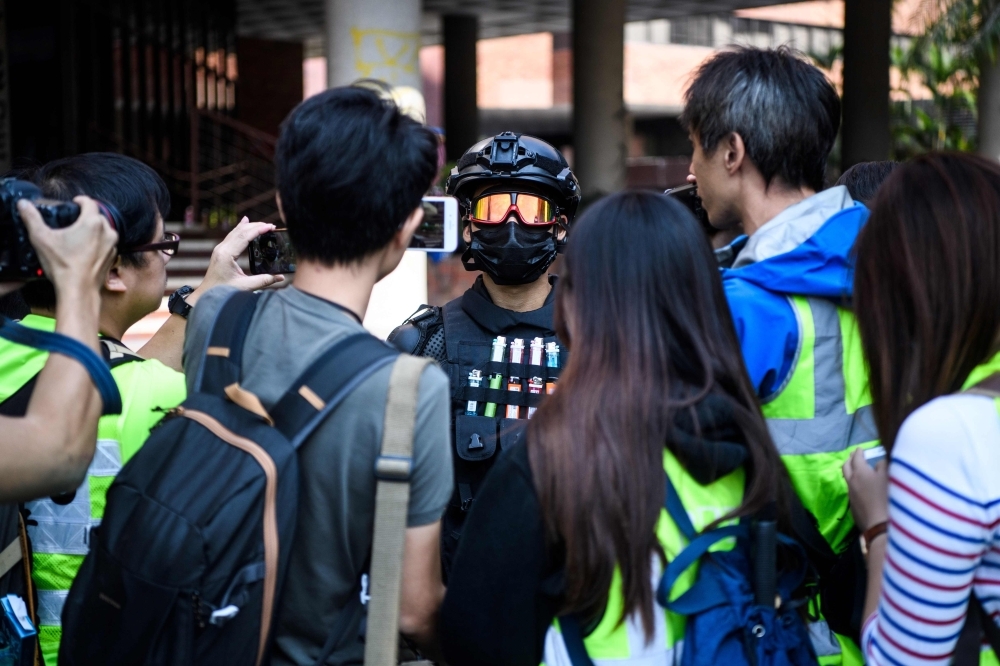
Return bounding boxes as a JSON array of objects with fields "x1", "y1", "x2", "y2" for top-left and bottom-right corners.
[{"x1": 561, "y1": 474, "x2": 819, "y2": 666}]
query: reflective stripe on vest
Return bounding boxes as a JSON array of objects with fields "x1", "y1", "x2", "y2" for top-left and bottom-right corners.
[
  {"x1": 761, "y1": 296, "x2": 879, "y2": 551},
  {"x1": 26, "y1": 438, "x2": 123, "y2": 636},
  {"x1": 36, "y1": 589, "x2": 68, "y2": 627}
]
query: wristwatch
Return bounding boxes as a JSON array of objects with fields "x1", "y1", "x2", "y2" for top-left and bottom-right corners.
[{"x1": 168, "y1": 285, "x2": 195, "y2": 319}]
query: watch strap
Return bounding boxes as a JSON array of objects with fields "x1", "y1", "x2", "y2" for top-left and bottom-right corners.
[{"x1": 860, "y1": 521, "x2": 888, "y2": 555}]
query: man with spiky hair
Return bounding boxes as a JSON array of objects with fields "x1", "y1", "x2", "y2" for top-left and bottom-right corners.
[{"x1": 683, "y1": 46, "x2": 871, "y2": 666}]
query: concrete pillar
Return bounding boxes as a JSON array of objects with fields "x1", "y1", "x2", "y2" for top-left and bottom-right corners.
[
  {"x1": 841, "y1": 0, "x2": 891, "y2": 168},
  {"x1": 324, "y1": 0, "x2": 421, "y2": 88},
  {"x1": 572, "y1": 0, "x2": 627, "y2": 201},
  {"x1": 324, "y1": 0, "x2": 426, "y2": 338},
  {"x1": 443, "y1": 14, "x2": 478, "y2": 160}
]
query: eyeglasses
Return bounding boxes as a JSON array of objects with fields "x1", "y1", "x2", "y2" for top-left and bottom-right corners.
[
  {"x1": 470, "y1": 192, "x2": 558, "y2": 226},
  {"x1": 127, "y1": 231, "x2": 180, "y2": 256}
]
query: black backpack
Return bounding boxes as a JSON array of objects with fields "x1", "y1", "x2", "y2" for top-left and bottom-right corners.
[{"x1": 59, "y1": 290, "x2": 400, "y2": 665}]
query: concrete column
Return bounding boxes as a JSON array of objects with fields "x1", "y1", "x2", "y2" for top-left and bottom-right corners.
[
  {"x1": 324, "y1": 0, "x2": 427, "y2": 338},
  {"x1": 841, "y1": 0, "x2": 891, "y2": 168},
  {"x1": 572, "y1": 0, "x2": 626, "y2": 201},
  {"x1": 443, "y1": 14, "x2": 478, "y2": 160},
  {"x1": 324, "y1": 0, "x2": 421, "y2": 88}
]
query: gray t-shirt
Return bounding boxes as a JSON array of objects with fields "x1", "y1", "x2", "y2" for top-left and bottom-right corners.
[{"x1": 183, "y1": 285, "x2": 452, "y2": 666}]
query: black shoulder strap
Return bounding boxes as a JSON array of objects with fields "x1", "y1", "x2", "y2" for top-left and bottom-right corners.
[
  {"x1": 271, "y1": 332, "x2": 399, "y2": 448},
  {"x1": 195, "y1": 291, "x2": 262, "y2": 396}
]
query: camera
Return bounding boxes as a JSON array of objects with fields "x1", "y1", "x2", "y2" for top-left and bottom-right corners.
[{"x1": 0, "y1": 179, "x2": 82, "y2": 281}]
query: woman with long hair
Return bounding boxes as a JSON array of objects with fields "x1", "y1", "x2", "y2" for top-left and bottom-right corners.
[
  {"x1": 438, "y1": 190, "x2": 791, "y2": 664},
  {"x1": 844, "y1": 153, "x2": 1000, "y2": 665}
]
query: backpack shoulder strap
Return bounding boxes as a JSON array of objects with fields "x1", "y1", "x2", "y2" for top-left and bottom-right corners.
[
  {"x1": 194, "y1": 291, "x2": 261, "y2": 396},
  {"x1": 364, "y1": 354, "x2": 432, "y2": 666},
  {"x1": 270, "y1": 333, "x2": 400, "y2": 447}
]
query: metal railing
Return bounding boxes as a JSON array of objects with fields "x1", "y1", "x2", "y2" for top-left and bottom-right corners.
[{"x1": 189, "y1": 109, "x2": 279, "y2": 232}]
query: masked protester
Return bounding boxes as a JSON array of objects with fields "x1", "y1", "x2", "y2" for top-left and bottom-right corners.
[{"x1": 389, "y1": 131, "x2": 580, "y2": 577}]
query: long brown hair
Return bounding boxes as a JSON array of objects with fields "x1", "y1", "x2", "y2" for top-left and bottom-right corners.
[
  {"x1": 528, "y1": 191, "x2": 784, "y2": 638},
  {"x1": 854, "y1": 153, "x2": 1000, "y2": 449}
]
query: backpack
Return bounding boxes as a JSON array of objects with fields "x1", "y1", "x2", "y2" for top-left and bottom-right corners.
[
  {"x1": 560, "y1": 474, "x2": 818, "y2": 666},
  {"x1": 59, "y1": 290, "x2": 409, "y2": 666}
]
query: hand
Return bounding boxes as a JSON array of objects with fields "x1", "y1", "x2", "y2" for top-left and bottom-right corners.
[
  {"x1": 843, "y1": 448, "x2": 890, "y2": 532},
  {"x1": 189, "y1": 216, "x2": 284, "y2": 306},
  {"x1": 19, "y1": 196, "x2": 118, "y2": 297}
]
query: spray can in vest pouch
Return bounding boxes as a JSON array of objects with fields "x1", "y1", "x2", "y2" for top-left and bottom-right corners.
[
  {"x1": 483, "y1": 336, "x2": 506, "y2": 418},
  {"x1": 545, "y1": 342, "x2": 560, "y2": 395},
  {"x1": 527, "y1": 337, "x2": 545, "y2": 417},
  {"x1": 466, "y1": 370, "x2": 483, "y2": 416},
  {"x1": 506, "y1": 339, "x2": 525, "y2": 419}
]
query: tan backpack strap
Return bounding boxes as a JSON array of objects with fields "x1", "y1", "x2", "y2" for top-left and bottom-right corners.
[
  {"x1": 364, "y1": 355, "x2": 431, "y2": 666},
  {"x1": 964, "y1": 372, "x2": 1000, "y2": 399}
]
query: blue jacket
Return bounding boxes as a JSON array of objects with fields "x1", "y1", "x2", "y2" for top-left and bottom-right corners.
[{"x1": 721, "y1": 187, "x2": 870, "y2": 400}]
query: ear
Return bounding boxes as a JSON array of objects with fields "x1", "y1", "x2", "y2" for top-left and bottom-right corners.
[
  {"x1": 462, "y1": 220, "x2": 473, "y2": 244},
  {"x1": 555, "y1": 215, "x2": 569, "y2": 241},
  {"x1": 275, "y1": 192, "x2": 286, "y2": 224},
  {"x1": 724, "y1": 132, "x2": 746, "y2": 176},
  {"x1": 392, "y1": 204, "x2": 424, "y2": 251},
  {"x1": 104, "y1": 256, "x2": 127, "y2": 294}
]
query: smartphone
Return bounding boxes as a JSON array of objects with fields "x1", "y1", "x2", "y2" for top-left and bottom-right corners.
[
  {"x1": 413, "y1": 196, "x2": 458, "y2": 252},
  {"x1": 665, "y1": 183, "x2": 711, "y2": 231},
  {"x1": 249, "y1": 230, "x2": 296, "y2": 275},
  {"x1": 864, "y1": 445, "x2": 887, "y2": 469}
]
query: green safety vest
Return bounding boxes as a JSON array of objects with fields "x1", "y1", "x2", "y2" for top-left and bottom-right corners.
[
  {"x1": 756, "y1": 296, "x2": 873, "y2": 666},
  {"x1": 539, "y1": 437, "x2": 862, "y2": 665},
  {"x1": 541, "y1": 448, "x2": 744, "y2": 665},
  {"x1": 0, "y1": 315, "x2": 187, "y2": 666},
  {"x1": 761, "y1": 296, "x2": 878, "y2": 552}
]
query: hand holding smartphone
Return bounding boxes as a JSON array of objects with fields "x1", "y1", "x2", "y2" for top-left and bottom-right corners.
[{"x1": 248, "y1": 196, "x2": 459, "y2": 275}]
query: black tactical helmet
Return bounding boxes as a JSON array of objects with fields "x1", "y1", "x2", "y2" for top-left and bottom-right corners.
[{"x1": 446, "y1": 132, "x2": 581, "y2": 220}]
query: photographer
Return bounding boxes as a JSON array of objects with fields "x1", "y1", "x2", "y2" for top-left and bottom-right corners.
[
  {"x1": 0, "y1": 152, "x2": 279, "y2": 664},
  {"x1": 0, "y1": 196, "x2": 117, "y2": 501}
]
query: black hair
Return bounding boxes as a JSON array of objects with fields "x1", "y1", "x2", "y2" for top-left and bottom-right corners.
[
  {"x1": 680, "y1": 45, "x2": 841, "y2": 193},
  {"x1": 275, "y1": 86, "x2": 439, "y2": 265},
  {"x1": 21, "y1": 152, "x2": 170, "y2": 310},
  {"x1": 835, "y1": 161, "x2": 900, "y2": 205},
  {"x1": 529, "y1": 190, "x2": 788, "y2": 637}
]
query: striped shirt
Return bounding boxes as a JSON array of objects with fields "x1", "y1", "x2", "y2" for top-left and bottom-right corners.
[{"x1": 862, "y1": 394, "x2": 1000, "y2": 665}]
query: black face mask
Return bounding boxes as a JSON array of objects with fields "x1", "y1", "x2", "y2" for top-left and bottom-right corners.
[{"x1": 462, "y1": 220, "x2": 558, "y2": 285}]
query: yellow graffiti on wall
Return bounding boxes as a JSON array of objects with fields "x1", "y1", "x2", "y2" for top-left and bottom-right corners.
[{"x1": 351, "y1": 28, "x2": 419, "y2": 84}]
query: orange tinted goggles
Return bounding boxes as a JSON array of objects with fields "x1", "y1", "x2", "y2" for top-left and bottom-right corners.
[{"x1": 470, "y1": 193, "x2": 557, "y2": 226}]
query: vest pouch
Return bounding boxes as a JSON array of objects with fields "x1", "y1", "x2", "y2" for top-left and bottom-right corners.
[
  {"x1": 455, "y1": 415, "x2": 497, "y2": 462},
  {"x1": 498, "y1": 418, "x2": 527, "y2": 451}
]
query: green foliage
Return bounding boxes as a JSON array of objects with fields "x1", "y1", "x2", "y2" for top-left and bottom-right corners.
[{"x1": 890, "y1": 36, "x2": 978, "y2": 158}]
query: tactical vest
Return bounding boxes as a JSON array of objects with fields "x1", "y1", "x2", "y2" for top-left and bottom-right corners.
[
  {"x1": 396, "y1": 279, "x2": 566, "y2": 576},
  {"x1": 761, "y1": 296, "x2": 878, "y2": 553}
]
